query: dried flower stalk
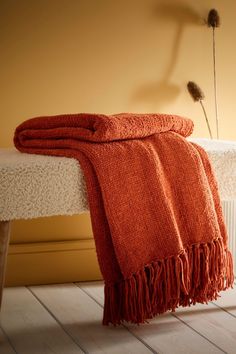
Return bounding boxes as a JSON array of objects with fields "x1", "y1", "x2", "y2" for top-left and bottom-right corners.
[
  {"x1": 207, "y1": 9, "x2": 221, "y2": 139},
  {"x1": 187, "y1": 82, "x2": 213, "y2": 139},
  {"x1": 187, "y1": 81, "x2": 205, "y2": 101},
  {"x1": 207, "y1": 9, "x2": 220, "y2": 28}
]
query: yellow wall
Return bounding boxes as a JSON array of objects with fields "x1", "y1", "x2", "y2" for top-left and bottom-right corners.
[{"x1": 1, "y1": 0, "x2": 236, "y2": 284}]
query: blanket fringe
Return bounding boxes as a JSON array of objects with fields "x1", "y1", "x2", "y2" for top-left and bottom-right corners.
[{"x1": 103, "y1": 238, "x2": 234, "y2": 325}]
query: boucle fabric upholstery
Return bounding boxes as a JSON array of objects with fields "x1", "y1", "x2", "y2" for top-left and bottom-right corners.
[
  {"x1": 0, "y1": 148, "x2": 88, "y2": 221},
  {"x1": 1, "y1": 139, "x2": 236, "y2": 221},
  {"x1": 188, "y1": 138, "x2": 236, "y2": 200},
  {"x1": 13, "y1": 112, "x2": 234, "y2": 325}
]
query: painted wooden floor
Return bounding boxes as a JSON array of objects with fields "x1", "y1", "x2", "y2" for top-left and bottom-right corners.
[{"x1": 1, "y1": 281, "x2": 236, "y2": 354}]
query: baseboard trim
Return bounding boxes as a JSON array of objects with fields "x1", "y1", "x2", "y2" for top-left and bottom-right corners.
[
  {"x1": 9, "y1": 239, "x2": 96, "y2": 254},
  {"x1": 6, "y1": 239, "x2": 102, "y2": 286}
]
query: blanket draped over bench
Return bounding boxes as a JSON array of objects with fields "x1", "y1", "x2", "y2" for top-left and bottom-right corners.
[{"x1": 14, "y1": 113, "x2": 234, "y2": 325}]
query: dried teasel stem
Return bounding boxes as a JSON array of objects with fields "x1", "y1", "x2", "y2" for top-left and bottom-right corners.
[
  {"x1": 208, "y1": 9, "x2": 220, "y2": 139},
  {"x1": 187, "y1": 81, "x2": 204, "y2": 102},
  {"x1": 187, "y1": 81, "x2": 213, "y2": 139},
  {"x1": 212, "y1": 27, "x2": 219, "y2": 138},
  {"x1": 207, "y1": 9, "x2": 220, "y2": 28},
  {"x1": 199, "y1": 100, "x2": 213, "y2": 139}
]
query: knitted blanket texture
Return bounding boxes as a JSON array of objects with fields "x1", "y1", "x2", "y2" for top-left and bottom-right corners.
[{"x1": 14, "y1": 113, "x2": 234, "y2": 325}]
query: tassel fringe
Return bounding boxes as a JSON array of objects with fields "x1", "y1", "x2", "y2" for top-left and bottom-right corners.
[{"x1": 103, "y1": 238, "x2": 234, "y2": 325}]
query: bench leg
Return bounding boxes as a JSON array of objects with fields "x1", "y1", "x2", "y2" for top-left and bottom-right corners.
[{"x1": 0, "y1": 221, "x2": 11, "y2": 309}]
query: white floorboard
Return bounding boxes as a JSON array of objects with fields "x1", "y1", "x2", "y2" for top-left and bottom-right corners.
[
  {"x1": 30, "y1": 283, "x2": 153, "y2": 354},
  {"x1": 173, "y1": 291, "x2": 236, "y2": 354},
  {"x1": 78, "y1": 282, "x2": 224, "y2": 354},
  {"x1": 2, "y1": 282, "x2": 236, "y2": 354},
  {"x1": 0, "y1": 327, "x2": 16, "y2": 354},
  {"x1": 212, "y1": 286, "x2": 236, "y2": 317},
  {"x1": 1, "y1": 287, "x2": 83, "y2": 354}
]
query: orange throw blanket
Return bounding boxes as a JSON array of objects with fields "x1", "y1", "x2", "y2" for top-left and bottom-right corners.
[{"x1": 14, "y1": 113, "x2": 234, "y2": 325}]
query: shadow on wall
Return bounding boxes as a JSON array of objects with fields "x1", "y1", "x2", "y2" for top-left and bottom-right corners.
[{"x1": 131, "y1": 2, "x2": 202, "y2": 110}]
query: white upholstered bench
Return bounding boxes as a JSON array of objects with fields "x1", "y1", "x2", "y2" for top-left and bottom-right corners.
[{"x1": 0, "y1": 138, "x2": 236, "y2": 308}]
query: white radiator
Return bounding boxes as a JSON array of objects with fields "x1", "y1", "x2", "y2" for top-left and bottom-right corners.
[{"x1": 222, "y1": 200, "x2": 236, "y2": 275}]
